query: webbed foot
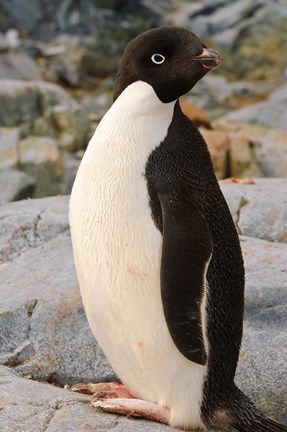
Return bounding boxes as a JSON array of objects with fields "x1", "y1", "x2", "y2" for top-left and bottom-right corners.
[{"x1": 94, "y1": 398, "x2": 170, "y2": 424}]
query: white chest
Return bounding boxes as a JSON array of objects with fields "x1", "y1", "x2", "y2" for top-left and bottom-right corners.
[
  {"x1": 69, "y1": 82, "x2": 206, "y2": 429},
  {"x1": 70, "y1": 81, "x2": 176, "y2": 362},
  {"x1": 70, "y1": 81, "x2": 175, "y2": 282}
]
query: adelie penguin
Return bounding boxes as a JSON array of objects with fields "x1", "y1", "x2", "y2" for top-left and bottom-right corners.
[{"x1": 69, "y1": 26, "x2": 287, "y2": 431}]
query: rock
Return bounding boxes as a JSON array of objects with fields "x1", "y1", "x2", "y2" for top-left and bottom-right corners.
[
  {"x1": 0, "y1": 124, "x2": 81, "y2": 199},
  {"x1": 0, "y1": 366, "x2": 180, "y2": 432},
  {"x1": 62, "y1": 153, "x2": 80, "y2": 195},
  {"x1": 0, "y1": 169, "x2": 35, "y2": 203},
  {"x1": 51, "y1": 103, "x2": 90, "y2": 152},
  {"x1": 18, "y1": 136, "x2": 65, "y2": 197},
  {"x1": 184, "y1": 76, "x2": 227, "y2": 119},
  {"x1": 229, "y1": 135, "x2": 264, "y2": 178},
  {"x1": 184, "y1": 75, "x2": 274, "y2": 120},
  {"x1": 221, "y1": 178, "x2": 287, "y2": 243},
  {"x1": 0, "y1": 79, "x2": 90, "y2": 151},
  {"x1": 188, "y1": 0, "x2": 257, "y2": 40},
  {"x1": 0, "y1": 196, "x2": 70, "y2": 263},
  {"x1": 199, "y1": 128, "x2": 230, "y2": 179},
  {"x1": 212, "y1": 26, "x2": 241, "y2": 50},
  {"x1": 81, "y1": 85, "x2": 114, "y2": 120},
  {"x1": 185, "y1": 0, "x2": 287, "y2": 81},
  {"x1": 0, "y1": 127, "x2": 19, "y2": 169},
  {"x1": 214, "y1": 121, "x2": 287, "y2": 177},
  {"x1": 0, "y1": 199, "x2": 114, "y2": 384},
  {"x1": 0, "y1": 79, "x2": 39, "y2": 128},
  {"x1": 0, "y1": 51, "x2": 41, "y2": 80},
  {"x1": 269, "y1": 83, "x2": 287, "y2": 102},
  {"x1": 0, "y1": 184, "x2": 286, "y2": 427},
  {"x1": 236, "y1": 236, "x2": 287, "y2": 419},
  {"x1": 0, "y1": 0, "x2": 44, "y2": 34},
  {"x1": 41, "y1": 40, "x2": 118, "y2": 87},
  {"x1": 36, "y1": 80, "x2": 90, "y2": 151},
  {"x1": 219, "y1": 89, "x2": 287, "y2": 131},
  {"x1": 0, "y1": 29, "x2": 20, "y2": 50},
  {"x1": 0, "y1": 0, "x2": 169, "y2": 41}
]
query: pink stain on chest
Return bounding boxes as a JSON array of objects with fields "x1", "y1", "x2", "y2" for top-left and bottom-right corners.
[{"x1": 127, "y1": 266, "x2": 148, "y2": 282}]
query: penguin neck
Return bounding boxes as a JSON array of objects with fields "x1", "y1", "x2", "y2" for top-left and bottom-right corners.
[
  {"x1": 82, "y1": 81, "x2": 177, "y2": 168},
  {"x1": 114, "y1": 81, "x2": 176, "y2": 118}
]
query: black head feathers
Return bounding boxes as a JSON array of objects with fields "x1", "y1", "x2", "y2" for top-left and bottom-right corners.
[{"x1": 113, "y1": 26, "x2": 220, "y2": 103}]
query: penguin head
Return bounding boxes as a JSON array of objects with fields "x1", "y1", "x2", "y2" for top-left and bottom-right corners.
[{"x1": 113, "y1": 26, "x2": 221, "y2": 103}]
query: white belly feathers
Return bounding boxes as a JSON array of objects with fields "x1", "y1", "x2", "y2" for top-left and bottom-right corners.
[{"x1": 69, "y1": 81, "x2": 207, "y2": 429}]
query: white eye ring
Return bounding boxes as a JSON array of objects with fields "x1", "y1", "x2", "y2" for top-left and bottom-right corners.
[{"x1": 151, "y1": 53, "x2": 165, "y2": 64}]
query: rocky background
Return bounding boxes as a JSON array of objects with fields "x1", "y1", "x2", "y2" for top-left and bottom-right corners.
[{"x1": 0, "y1": 0, "x2": 287, "y2": 431}]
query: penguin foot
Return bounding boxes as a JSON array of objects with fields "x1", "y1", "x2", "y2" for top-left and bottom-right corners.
[
  {"x1": 93, "y1": 398, "x2": 170, "y2": 424},
  {"x1": 70, "y1": 382, "x2": 133, "y2": 399}
]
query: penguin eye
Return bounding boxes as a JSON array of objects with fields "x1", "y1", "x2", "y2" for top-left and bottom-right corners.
[{"x1": 151, "y1": 53, "x2": 165, "y2": 65}]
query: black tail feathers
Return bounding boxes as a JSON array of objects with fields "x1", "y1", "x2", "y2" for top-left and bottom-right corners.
[{"x1": 224, "y1": 387, "x2": 287, "y2": 432}]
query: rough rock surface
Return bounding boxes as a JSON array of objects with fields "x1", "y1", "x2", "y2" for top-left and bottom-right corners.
[
  {"x1": 183, "y1": 74, "x2": 277, "y2": 121},
  {"x1": 219, "y1": 84, "x2": 287, "y2": 131},
  {"x1": 0, "y1": 169, "x2": 35, "y2": 203},
  {"x1": 220, "y1": 178, "x2": 287, "y2": 242},
  {"x1": 214, "y1": 121, "x2": 287, "y2": 178},
  {"x1": 0, "y1": 127, "x2": 19, "y2": 170},
  {"x1": 0, "y1": 366, "x2": 180, "y2": 432},
  {"x1": 0, "y1": 79, "x2": 90, "y2": 152},
  {"x1": 0, "y1": 50, "x2": 41, "y2": 80},
  {"x1": 0, "y1": 0, "x2": 169, "y2": 39},
  {"x1": 186, "y1": 0, "x2": 287, "y2": 81},
  {"x1": 0, "y1": 81, "x2": 91, "y2": 199},
  {"x1": 0, "y1": 179, "x2": 286, "y2": 431},
  {"x1": 19, "y1": 136, "x2": 65, "y2": 197},
  {"x1": 0, "y1": 196, "x2": 112, "y2": 384}
]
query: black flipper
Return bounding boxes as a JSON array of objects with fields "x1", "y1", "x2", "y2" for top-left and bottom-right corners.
[
  {"x1": 159, "y1": 190, "x2": 213, "y2": 366},
  {"x1": 222, "y1": 387, "x2": 287, "y2": 432}
]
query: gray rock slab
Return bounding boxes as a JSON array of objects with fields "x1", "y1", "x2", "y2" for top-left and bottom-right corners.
[
  {"x1": 19, "y1": 135, "x2": 65, "y2": 197},
  {"x1": 0, "y1": 169, "x2": 35, "y2": 204},
  {"x1": 221, "y1": 178, "x2": 287, "y2": 243},
  {"x1": 0, "y1": 197, "x2": 114, "y2": 385},
  {"x1": 0, "y1": 127, "x2": 19, "y2": 170},
  {"x1": 237, "y1": 236, "x2": 287, "y2": 420},
  {"x1": 184, "y1": 75, "x2": 274, "y2": 120},
  {"x1": 186, "y1": 0, "x2": 287, "y2": 81},
  {"x1": 270, "y1": 83, "x2": 287, "y2": 103},
  {"x1": 188, "y1": 0, "x2": 255, "y2": 38},
  {"x1": 0, "y1": 79, "x2": 90, "y2": 151},
  {"x1": 0, "y1": 233, "x2": 114, "y2": 385},
  {"x1": 0, "y1": 51, "x2": 42, "y2": 81},
  {"x1": 62, "y1": 153, "x2": 81, "y2": 195},
  {"x1": 0, "y1": 365, "x2": 180, "y2": 432},
  {"x1": 0, "y1": 189, "x2": 286, "y2": 426},
  {"x1": 220, "y1": 88, "x2": 287, "y2": 131},
  {"x1": 0, "y1": 195, "x2": 70, "y2": 263},
  {"x1": 214, "y1": 121, "x2": 287, "y2": 178}
]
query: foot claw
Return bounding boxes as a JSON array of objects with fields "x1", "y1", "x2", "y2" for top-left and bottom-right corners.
[{"x1": 70, "y1": 383, "x2": 96, "y2": 395}]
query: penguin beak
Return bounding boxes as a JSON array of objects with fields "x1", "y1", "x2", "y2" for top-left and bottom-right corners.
[{"x1": 192, "y1": 48, "x2": 221, "y2": 69}]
